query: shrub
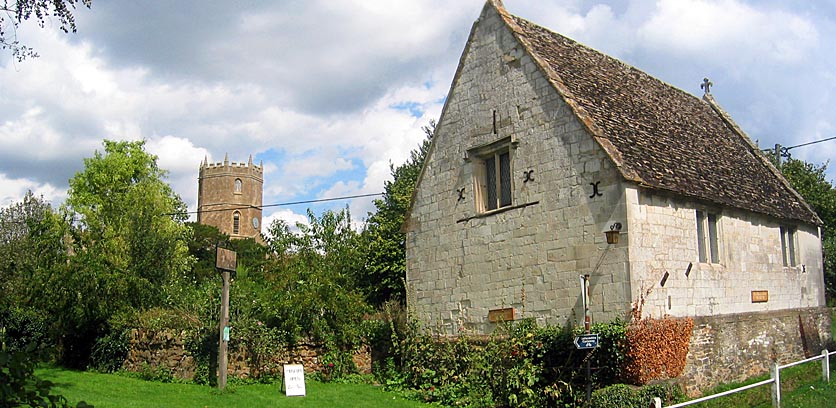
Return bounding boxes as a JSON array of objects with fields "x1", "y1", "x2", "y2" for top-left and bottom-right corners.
[
  {"x1": 590, "y1": 382, "x2": 685, "y2": 407},
  {"x1": 90, "y1": 328, "x2": 130, "y2": 373},
  {"x1": 0, "y1": 307, "x2": 52, "y2": 354},
  {"x1": 373, "y1": 316, "x2": 632, "y2": 407}
]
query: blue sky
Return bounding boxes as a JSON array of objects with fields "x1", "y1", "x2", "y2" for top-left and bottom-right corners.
[{"x1": 1, "y1": 0, "x2": 834, "y2": 232}]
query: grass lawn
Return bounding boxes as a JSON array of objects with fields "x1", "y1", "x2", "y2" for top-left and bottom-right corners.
[
  {"x1": 686, "y1": 361, "x2": 835, "y2": 407},
  {"x1": 38, "y1": 367, "x2": 428, "y2": 408}
]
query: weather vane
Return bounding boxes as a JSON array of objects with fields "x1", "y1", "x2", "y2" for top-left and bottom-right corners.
[{"x1": 701, "y1": 77, "x2": 713, "y2": 95}]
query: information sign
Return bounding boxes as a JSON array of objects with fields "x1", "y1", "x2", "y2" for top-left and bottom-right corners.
[{"x1": 283, "y1": 364, "x2": 306, "y2": 397}]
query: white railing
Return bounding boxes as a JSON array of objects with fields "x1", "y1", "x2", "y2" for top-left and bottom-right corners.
[{"x1": 651, "y1": 349, "x2": 836, "y2": 408}]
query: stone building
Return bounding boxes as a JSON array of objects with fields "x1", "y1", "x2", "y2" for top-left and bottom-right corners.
[
  {"x1": 197, "y1": 154, "x2": 263, "y2": 241},
  {"x1": 404, "y1": 0, "x2": 829, "y2": 391}
]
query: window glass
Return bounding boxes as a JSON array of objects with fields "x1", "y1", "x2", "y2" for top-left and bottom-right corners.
[{"x1": 233, "y1": 211, "x2": 240, "y2": 235}]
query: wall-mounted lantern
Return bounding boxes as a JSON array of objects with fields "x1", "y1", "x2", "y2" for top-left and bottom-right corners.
[{"x1": 605, "y1": 222, "x2": 622, "y2": 245}]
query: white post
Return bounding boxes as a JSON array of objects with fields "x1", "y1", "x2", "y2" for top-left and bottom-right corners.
[
  {"x1": 652, "y1": 396, "x2": 662, "y2": 408},
  {"x1": 823, "y1": 349, "x2": 830, "y2": 383},
  {"x1": 771, "y1": 362, "x2": 780, "y2": 408}
]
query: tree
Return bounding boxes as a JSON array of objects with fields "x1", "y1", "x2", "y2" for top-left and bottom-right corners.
[
  {"x1": 779, "y1": 158, "x2": 836, "y2": 302},
  {"x1": 0, "y1": 191, "x2": 54, "y2": 295},
  {"x1": 261, "y1": 208, "x2": 368, "y2": 348},
  {"x1": 1, "y1": 0, "x2": 92, "y2": 61},
  {"x1": 359, "y1": 121, "x2": 434, "y2": 306},
  {"x1": 55, "y1": 139, "x2": 193, "y2": 366}
]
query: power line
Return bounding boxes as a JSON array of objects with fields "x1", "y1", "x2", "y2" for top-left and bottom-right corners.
[
  {"x1": 761, "y1": 136, "x2": 836, "y2": 162},
  {"x1": 783, "y1": 135, "x2": 836, "y2": 151},
  {"x1": 175, "y1": 192, "x2": 384, "y2": 216}
]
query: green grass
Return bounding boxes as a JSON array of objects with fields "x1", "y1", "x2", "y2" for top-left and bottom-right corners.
[
  {"x1": 687, "y1": 361, "x2": 832, "y2": 407},
  {"x1": 38, "y1": 367, "x2": 428, "y2": 408}
]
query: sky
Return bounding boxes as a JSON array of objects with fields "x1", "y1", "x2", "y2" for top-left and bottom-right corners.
[{"x1": 1, "y1": 0, "x2": 834, "y2": 233}]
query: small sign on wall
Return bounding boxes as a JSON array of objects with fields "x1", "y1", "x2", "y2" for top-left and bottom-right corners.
[
  {"x1": 488, "y1": 307, "x2": 515, "y2": 323},
  {"x1": 751, "y1": 290, "x2": 769, "y2": 303},
  {"x1": 283, "y1": 364, "x2": 306, "y2": 397}
]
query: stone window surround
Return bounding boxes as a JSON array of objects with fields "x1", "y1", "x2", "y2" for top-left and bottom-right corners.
[
  {"x1": 696, "y1": 209, "x2": 721, "y2": 264},
  {"x1": 468, "y1": 135, "x2": 517, "y2": 214},
  {"x1": 780, "y1": 225, "x2": 798, "y2": 267},
  {"x1": 234, "y1": 178, "x2": 243, "y2": 194},
  {"x1": 233, "y1": 211, "x2": 241, "y2": 235}
]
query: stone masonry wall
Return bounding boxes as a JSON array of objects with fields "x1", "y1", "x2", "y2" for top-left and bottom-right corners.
[
  {"x1": 681, "y1": 307, "x2": 831, "y2": 395},
  {"x1": 197, "y1": 157, "x2": 263, "y2": 240},
  {"x1": 405, "y1": 3, "x2": 631, "y2": 334},
  {"x1": 123, "y1": 329, "x2": 371, "y2": 380},
  {"x1": 626, "y1": 189, "x2": 826, "y2": 319}
]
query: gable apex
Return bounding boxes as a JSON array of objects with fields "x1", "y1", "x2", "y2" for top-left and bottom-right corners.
[{"x1": 485, "y1": 4, "x2": 820, "y2": 225}]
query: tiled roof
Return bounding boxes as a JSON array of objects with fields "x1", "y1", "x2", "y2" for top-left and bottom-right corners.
[{"x1": 494, "y1": 3, "x2": 820, "y2": 225}]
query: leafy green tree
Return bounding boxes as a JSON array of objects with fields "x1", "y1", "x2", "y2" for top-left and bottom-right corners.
[
  {"x1": 53, "y1": 140, "x2": 193, "y2": 366},
  {"x1": 0, "y1": 193, "x2": 70, "y2": 353},
  {"x1": 260, "y1": 208, "x2": 368, "y2": 349},
  {"x1": 185, "y1": 222, "x2": 231, "y2": 284},
  {"x1": 359, "y1": 121, "x2": 433, "y2": 306},
  {"x1": 780, "y1": 158, "x2": 836, "y2": 302},
  {"x1": 1, "y1": 0, "x2": 92, "y2": 61},
  {"x1": 0, "y1": 191, "x2": 54, "y2": 299}
]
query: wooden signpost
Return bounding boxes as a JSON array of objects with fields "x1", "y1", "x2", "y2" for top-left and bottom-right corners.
[{"x1": 216, "y1": 246, "x2": 237, "y2": 390}]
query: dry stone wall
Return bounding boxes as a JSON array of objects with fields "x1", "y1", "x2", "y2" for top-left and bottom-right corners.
[
  {"x1": 681, "y1": 307, "x2": 831, "y2": 394},
  {"x1": 123, "y1": 329, "x2": 371, "y2": 380}
]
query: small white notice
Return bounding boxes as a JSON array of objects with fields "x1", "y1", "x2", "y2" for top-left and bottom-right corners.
[{"x1": 283, "y1": 364, "x2": 306, "y2": 397}]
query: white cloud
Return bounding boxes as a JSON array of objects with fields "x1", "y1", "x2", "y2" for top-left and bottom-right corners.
[
  {"x1": 0, "y1": 174, "x2": 64, "y2": 208},
  {"x1": 1, "y1": 0, "x2": 834, "y2": 217},
  {"x1": 638, "y1": 0, "x2": 818, "y2": 66}
]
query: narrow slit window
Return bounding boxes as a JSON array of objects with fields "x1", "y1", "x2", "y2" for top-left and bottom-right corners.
[
  {"x1": 696, "y1": 210, "x2": 720, "y2": 264},
  {"x1": 780, "y1": 226, "x2": 798, "y2": 267},
  {"x1": 233, "y1": 211, "x2": 241, "y2": 235}
]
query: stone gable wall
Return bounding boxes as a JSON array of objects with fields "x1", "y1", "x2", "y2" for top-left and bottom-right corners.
[{"x1": 406, "y1": 3, "x2": 631, "y2": 334}]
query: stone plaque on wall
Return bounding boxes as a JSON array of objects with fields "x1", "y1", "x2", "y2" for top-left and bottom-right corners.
[
  {"x1": 751, "y1": 290, "x2": 768, "y2": 303},
  {"x1": 488, "y1": 308, "x2": 515, "y2": 323}
]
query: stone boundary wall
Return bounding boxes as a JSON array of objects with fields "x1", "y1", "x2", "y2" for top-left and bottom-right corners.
[
  {"x1": 681, "y1": 307, "x2": 832, "y2": 394},
  {"x1": 122, "y1": 329, "x2": 371, "y2": 380}
]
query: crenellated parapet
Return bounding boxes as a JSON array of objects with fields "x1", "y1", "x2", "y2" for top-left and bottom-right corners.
[{"x1": 199, "y1": 154, "x2": 263, "y2": 180}]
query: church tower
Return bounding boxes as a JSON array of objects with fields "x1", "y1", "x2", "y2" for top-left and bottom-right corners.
[{"x1": 197, "y1": 154, "x2": 263, "y2": 241}]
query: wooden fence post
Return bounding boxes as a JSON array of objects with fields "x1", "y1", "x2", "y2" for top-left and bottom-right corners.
[
  {"x1": 651, "y1": 396, "x2": 662, "y2": 408},
  {"x1": 823, "y1": 349, "x2": 830, "y2": 384},
  {"x1": 771, "y1": 362, "x2": 780, "y2": 408}
]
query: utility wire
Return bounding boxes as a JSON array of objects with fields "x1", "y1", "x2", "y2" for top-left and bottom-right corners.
[
  {"x1": 783, "y1": 135, "x2": 836, "y2": 151},
  {"x1": 172, "y1": 192, "x2": 384, "y2": 216}
]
